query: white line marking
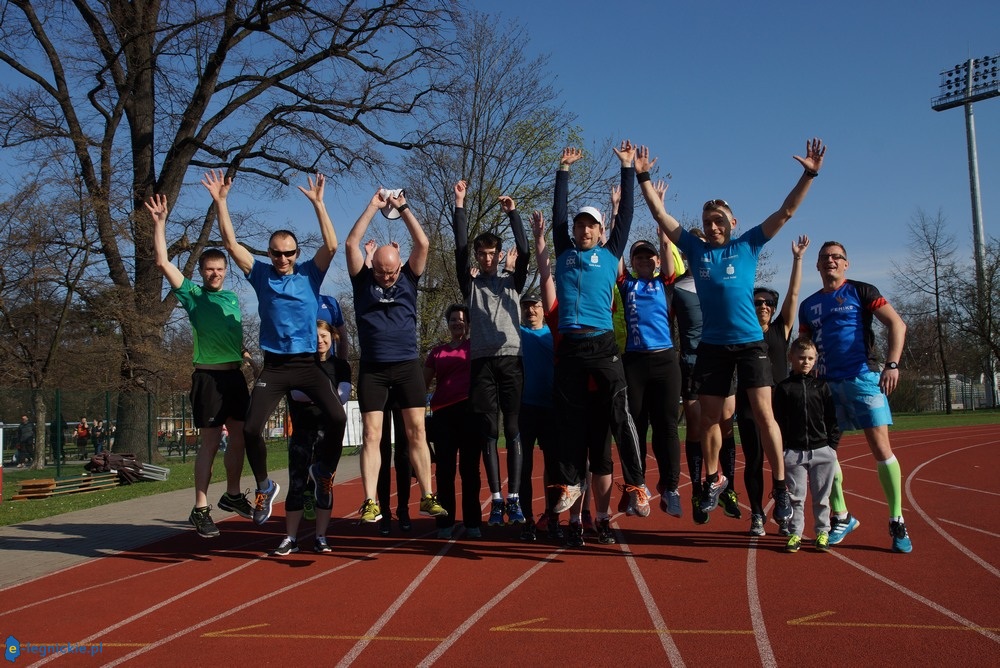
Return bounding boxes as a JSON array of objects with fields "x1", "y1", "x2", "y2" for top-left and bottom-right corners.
[
  {"x1": 917, "y1": 478, "x2": 1000, "y2": 497},
  {"x1": 936, "y1": 518, "x2": 1000, "y2": 539},
  {"x1": 745, "y1": 536, "x2": 777, "y2": 668}
]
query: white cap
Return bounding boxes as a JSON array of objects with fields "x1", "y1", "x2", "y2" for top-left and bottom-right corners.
[
  {"x1": 574, "y1": 206, "x2": 604, "y2": 226},
  {"x1": 379, "y1": 188, "x2": 405, "y2": 219}
]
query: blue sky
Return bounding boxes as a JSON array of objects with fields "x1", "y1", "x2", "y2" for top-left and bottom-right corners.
[{"x1": 292, "y1": 1, "x2": 999, "y2": 303}]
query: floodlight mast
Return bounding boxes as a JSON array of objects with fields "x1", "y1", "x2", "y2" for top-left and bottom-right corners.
[{"x1": 931, "y1": 54, "x2": 999, "y2": 408}]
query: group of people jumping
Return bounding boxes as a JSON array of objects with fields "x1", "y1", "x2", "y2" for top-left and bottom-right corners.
[{"x1": 152, "y1": 135, "x2": 913, "y2": 556}]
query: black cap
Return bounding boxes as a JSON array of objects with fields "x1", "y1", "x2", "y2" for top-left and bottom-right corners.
[
  {"x1": 630, "y1": 239, "x2": 657, "y2": 256},
  {"x1": 520, "y1": 291, "x2": 542, "y2": 304}
]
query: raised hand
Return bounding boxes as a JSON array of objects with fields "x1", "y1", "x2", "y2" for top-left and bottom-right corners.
[
  {"x1": 498, "y1": 195, "x2": 516, "y2": 213},
  {"x1": 793, "y1": 137, "x2": 826, "y2": 174},
  {"x1": 610, "y1": 184, "x2": 621, "y2": 210},
  {"x1": 653, "y1": 179, "x2": 669, "y2": 204},
  {"x1": 297, "y1": 173, "x2": 326, "y2": 204},
  {"x1": 504, "y1": 246, "x2": 517, "y2": 272},
  {"x1": 792, "y1": 234, "x2": 810, "y2": 258},
  {"x1": 364, "y1": 239, "x2": 377, "y2": 263},
  {"x1": 454, "y1": 180, "x2": 467, "y2": 207},
  {"x1": 560, "y1": 147, "x2": 583, "y2": 166},
  {"x1": 370, "y1": 188, "x2": 389, "y2": 209},
  {"x1": 612, "y1": 140, "x2": 636, "y2": 166},
  {"x1": 530, "y1": 210, "x2": 545, "y2": 239},
  {"x1": 388, "y1": 189, "x2": 407, "y2": 210},
  {"x1": 201, "y1": 169, "x2": 232, "y2": 201},
  {"x1": 635, "y1": 145, "x2": 658, "y2": 173},
  {"x1": 144, "y1": 194, "x2": 169, "y2": 226}
]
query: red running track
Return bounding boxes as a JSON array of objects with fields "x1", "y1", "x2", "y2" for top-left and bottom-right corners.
[{"x1": 1, "y1": 424, "x2": 998, "y2": 666}]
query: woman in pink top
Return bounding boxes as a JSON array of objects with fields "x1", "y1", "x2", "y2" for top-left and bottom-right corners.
[{"x1": 424, "y1": 304, "x2": 481, "y2": 538}]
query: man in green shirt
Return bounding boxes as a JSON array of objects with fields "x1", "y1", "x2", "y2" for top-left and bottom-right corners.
[{"x1": 148, "y1": 194, "x2": 253, "y2": 538}]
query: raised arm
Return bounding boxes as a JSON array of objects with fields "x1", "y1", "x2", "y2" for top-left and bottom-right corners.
[
  {"x1": 392, "y1": 190, "x2": 429, "y2": 276},
  {"x1": 779, "y1": 235, "x2": 810, "y2": 338},
  {"x1": 297, "y1": 173, "x2": 337, "y2": 273},
  {"x1": 874, "y1": 303, "x2": 907, "y2": 396},
  {"x1": 659, "y1": 227, "x2": 676, "y2": 284},
  {"x1": 531, "y1": 210, "x2": 556, "y2": 313},
  {"x1": 500, "y1": 195, "x2": 531, "y2": 292},
  {"x1": 147, "y1": 194, "x2": 184, "y2": 290},
  {"x1": 453, "y1": 180, "x2": 471, "y2": 299},
  {"x1": 635, "y1": 146, "x2": 682, "y2": 244},
  {"x1": 364, "y1": 239, "x2": 377, "y2": 268},
  {"x1": 553, "y1": 147, "x2": 582, "y2": 255},
  {"x1": 605, "y1": 141, "x2": 636, "y2": 258},
  {"x1": 202, "y1": 170, "x2": 253, "y2": 275},
  {"x1": 760, "y1": 137, "x2": 826, "y2": 239},
  {"x1": 345, "y1": 189, "x2": 388, "y2": 277}
]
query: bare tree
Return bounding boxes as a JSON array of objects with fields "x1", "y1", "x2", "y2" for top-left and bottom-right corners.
[
  {"x1": 0, "y1": 0, "x2": 459, "y2": 449},
  {"x1": 948, "y1": 235, "x2": 1000, "y2": 406},
  {"x1": 891, "y1": 209, "x2": 957, "y2": 413}
]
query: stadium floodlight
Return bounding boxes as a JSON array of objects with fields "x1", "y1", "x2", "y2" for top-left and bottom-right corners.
[{"x1": 931, "y1": 52, "x2": 999, "y2": 407}]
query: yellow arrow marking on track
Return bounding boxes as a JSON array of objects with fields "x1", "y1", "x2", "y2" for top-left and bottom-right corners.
[
  {"x1": 203, "y1": 623, "x2": 445, "y2": 642},
  {"x1": 490, "y1": 617, "x2": 753, "y2": 635},
  {"x1": 788, "y1": 611, "x2": 1000, "y2": 632}
]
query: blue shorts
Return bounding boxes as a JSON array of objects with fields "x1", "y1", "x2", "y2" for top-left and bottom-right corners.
[{"x1": 826, "y1": 371, "x2": 893, "y2": 430}]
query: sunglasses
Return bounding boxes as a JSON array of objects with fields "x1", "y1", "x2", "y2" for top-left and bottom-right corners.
[
  {"x1": 269, "y1": 248, "x2": 298, "y2": 258},
  {"x1": 753, "y1": 299, "x2": 777, "y2": 307},
  {"x1": 703, "y1": 199, "x2": 731, "y2": 212},
  {"x1": 818, "y1": 253, "x2": 847, "y2": 262}
]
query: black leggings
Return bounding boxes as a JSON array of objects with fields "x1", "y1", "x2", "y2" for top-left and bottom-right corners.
[
  {"x1": 432, "y1": 400, "x2": 482, "y2": 528},
  {"x1": 736, "y1": 391, "x2": 766, "y2": 515},
  {"x1": 471, "y1": 356, "x2": 523, "y2": 495},
  {"x1": 377, "y1": 405, "x2": 412, "y2": 515},
  {"x1": 624, "y1": 349, "x2": 681, "y2": 491}
]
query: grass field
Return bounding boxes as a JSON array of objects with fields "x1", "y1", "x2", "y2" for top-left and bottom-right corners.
[{"x1": 1, "y1": 409, "x2": 996, "y2": 527}]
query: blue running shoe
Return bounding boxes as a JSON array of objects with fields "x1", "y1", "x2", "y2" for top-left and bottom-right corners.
[
  {"x1": 699, "y1": 474, "x2": 728, "y2": 513},
  {"x1": 252, "y1": 479, "x2": 280, "y2": 525},
  {"x1": 307, "y1": 462, "x2": 334, "y2": 510},
  {"x1": 506, "y1": 498, "x2": 526, "y2": 525},
  {"x1": 828, "y1": 514, "x2": 860, "y2": 545},
  {"x1": 771, "y1": 487, "x2": 792, "y2": 522},
  {"x1": 890, "y1": 520, "x2": 913, "y2": 553},
  {"x1": 488, "y1": 499, "x2": 505, "y2": 526}
]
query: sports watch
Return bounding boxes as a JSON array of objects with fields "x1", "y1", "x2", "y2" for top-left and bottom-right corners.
[{"x1": 885, "y1": 361, "x2": 899, "y2": 370}]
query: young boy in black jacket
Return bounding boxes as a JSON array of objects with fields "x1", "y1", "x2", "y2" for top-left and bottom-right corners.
[{"x1": 772, "y1": 337, "x2": 841, "y2": 553}]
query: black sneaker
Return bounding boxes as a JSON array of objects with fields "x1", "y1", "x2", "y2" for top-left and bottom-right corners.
[
  {"x1": 691, "y1": 496, "x2": 709, "y2": 525},
  {"x1": 378, "y1": 516, "x2": 391, "y2": 537},
  {"x1": 596, "y1": 518, "x2": 616, "y2": 545},
  {"x1": 314, "y1": 537, "x2": 332, "y2": 554},
  {"x1": 565, "y1": 521, "x2": 585, "y2": 548},
  {"x1": 252, "y1": 479, "x2": 281, "y2": 525},
  {"x1": 189, "y1": 506, "x2": 220, "y2": 538},
  {"x1": 218, "y1": 491, "x2": 253, "y2": 520},
  {"x1": 720, "y1": 489, "x2": 742, "y2": 519},
  {"x1": 519, "y1": 522, "x2": 537, "y2": 542},
  {"x1": 308, "y1": 462, "x2": 335, "y2": 510},
  {"x1": 771, "y1": 487, "x2": 792, "y2": 522},
  {"x1": 398, "y1": 509, "x2": 412, "y2": 532},
  {"x1": 273, "y1": 536, "x2": 298, "y2": 556}
]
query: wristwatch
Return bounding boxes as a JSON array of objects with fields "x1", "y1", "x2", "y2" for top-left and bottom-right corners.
[{"x1": 885, "y1": 361, "x2": 899, "y2": 370}]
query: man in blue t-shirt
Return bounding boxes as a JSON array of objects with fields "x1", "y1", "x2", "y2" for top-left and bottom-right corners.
[
  {"x1": 799, "y1": 241, "x2": 911, "y2": 553},
  {"x1": 344, "y1": 187, "x2": 446, "y2": 524},
  {"x1": 208, "y1": 170, "x2": 347, "y2": 530},
  {"x1": 635, "y1": 138, "x2": 826, "y2": 524}
]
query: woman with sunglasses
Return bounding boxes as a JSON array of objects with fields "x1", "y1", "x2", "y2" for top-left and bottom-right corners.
[{"x1": 635, "y1": 138, "x2": 826, "y2": 528}]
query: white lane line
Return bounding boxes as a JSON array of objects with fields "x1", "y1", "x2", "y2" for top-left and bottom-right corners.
[
  {"x1": 614, "y1": 523, "x2": 686, "y2": 667},
  {"x1": 829, "y1": 549, "x2": 1000, "y2": 644},
  {"x1": 417, "y1": 548, "x2": 561, "y2": 667},
  {"x1": 906, "y1": 443, "x2": 1000, "y2": 579},
  {"x1": 917, "y1": 478, "x2": 1000, "y2": 497},
  {"x1": 936, "y1": 518, "x2": 1000, "y2": 539},
  {"x1": 336, "y1": 534, "x2": 461, "y2": 668},
  {"x1": 745, "y1": 536, "x2": 777, "y2": 668}
]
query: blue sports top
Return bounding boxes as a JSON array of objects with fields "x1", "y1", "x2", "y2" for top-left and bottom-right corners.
[
  {"x1": 618, "y1": 274, "x2": 674, "y2": 351},
  {"x1": 676, "y1": 224, "x2": 768, "y2": 345},
  {"x1": 799, "y1": 279, "x2": 886, "y2": 380},
  {"x1": 520, "y1": 324, "x2": 554, "y2": 407},
  {"x1": 248, "y1": 258, "x2": 325, "y2": 354},
  {"x1": 351, "y1": 263, "x2": 420, "y2": 363},
  {"x1": 317, "y1": 294, "x2": 345, "y2": 327}
]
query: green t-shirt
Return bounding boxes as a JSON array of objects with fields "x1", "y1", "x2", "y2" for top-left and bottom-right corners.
[{"x1": 172, "y1": 278, "x2": 243, "y2": 365}]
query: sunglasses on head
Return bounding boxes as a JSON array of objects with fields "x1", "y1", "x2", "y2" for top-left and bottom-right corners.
[
  {"x1": 753, "y1": 298, "x2": 777, "y2": 307},
  {"x1": 269, "y1": 248, "x2": 298, "y2": 258},
  {"x1": 703, "y1": 199, "x2": 731, "y2": 212}
]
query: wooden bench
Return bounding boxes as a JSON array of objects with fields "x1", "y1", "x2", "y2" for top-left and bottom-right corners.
[{"x1": 11, "y1": 472, "x2": 121, "y2": 500}]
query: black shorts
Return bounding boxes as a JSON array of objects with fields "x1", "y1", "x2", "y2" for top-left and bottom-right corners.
[
  {"x1": 357, "y1": 359, "x2": 427, "y2": 412},
  {"x1": 190, "y1": 368, "x2": 250, "y2": 428},
  {"x1": 469, "y1": 355, "x2": 523, "y2": 416},
  {"x1": 692, "y1": 341, "x2": 772, "y2": 398}
]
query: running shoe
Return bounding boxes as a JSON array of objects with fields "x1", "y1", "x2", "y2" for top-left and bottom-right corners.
[
  {"x1": 691, "y1": 496, "x2": 709, "y2": 525},
  {"x1": 770, "y1": 487, "x2": 792, "y2": 522},
  {"x1": 749, "y1": 513, "x2": 766, "y2": 537},
  {"x1": 565, "y1": 521, "x2": 585, "y2": 548},
  {"x1": 506, "y1": 498, "x2": 526, "y2": 525},
  {"x1": 777, "y1": 519, "x2": 790, "y2": 537},
  {"x1": 581, "y1": 509, "x2": 595, "y2": 535},
  {"x1": 625, "y1": 484, "x2": 651, "y2": 517},
  {"x1": 359, "y1": 498, "x2": 382, "y2": 523},
  {"x1": 419, "y1": 494, "x2": 448, "y2": 517},
  {"x1": 189, "y1": 506, "x2": 220, "y2": 538},
  {"x1": 313, "y1": 536, "x2": 332, "y2": 554},
  {"x1": 273, "y1": 536, "x2": 298, "y2": 556},
  {"x1": 520, "y1": 522, "x2": 537, "y2": 542},
  {"x1": 815, "y1": 531, "x2": 830, "y2": 552},
  {"x1": 398, "y1": 509, "x2": 412, "y2": 532},
  {"x1": 828, "y1": 514, "x2": 860, "y2": 545},
  {"x1": 720, "y1": 488, "x2": 742, "y2": 519},
  {"x1": 596, "y1": 518, "x2": 616, "y2": 545},
  {"x1": 488, "y1": 499, "x2": 505, "y2": 526},
  {"x1": 302, "y1": 489, "x2": 316, "y2": 521},
  {"x1": 465, "y1": 526, "x2": 482, "y2": 539},
  {"x1": 784, "y1": 535, "x2": 801, "y2": 553},
  {"x1": 218, "y1": 491, "x2": 253, "y2": 519},
  {"x1": 665, "y1": 490, "x2": 682, "y2": 518},
  {"x1": 617, "y1": 488, "x2": 630, "y2": 513},
  {"x1": 889, "y1": 520, "x2": 913, "y2": 553},
  {"x1": 699, "y1": 474, "x2": 728, "y2": 513},
  {"x1": 378, "y1": 516, "x2": 391, "y2": 536},
  {"x1": 308, "y1": 462, "x2": 335, "y2": 510},
  {"x1": 252, "y1": 479, "x2": 280, "y2": 525},
  {"x1": 551, "y1": 484, "x2": 582, "y2": 513},
  {"x1": 437, "y1": 526, "x2": 454, "y2": 539}
]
